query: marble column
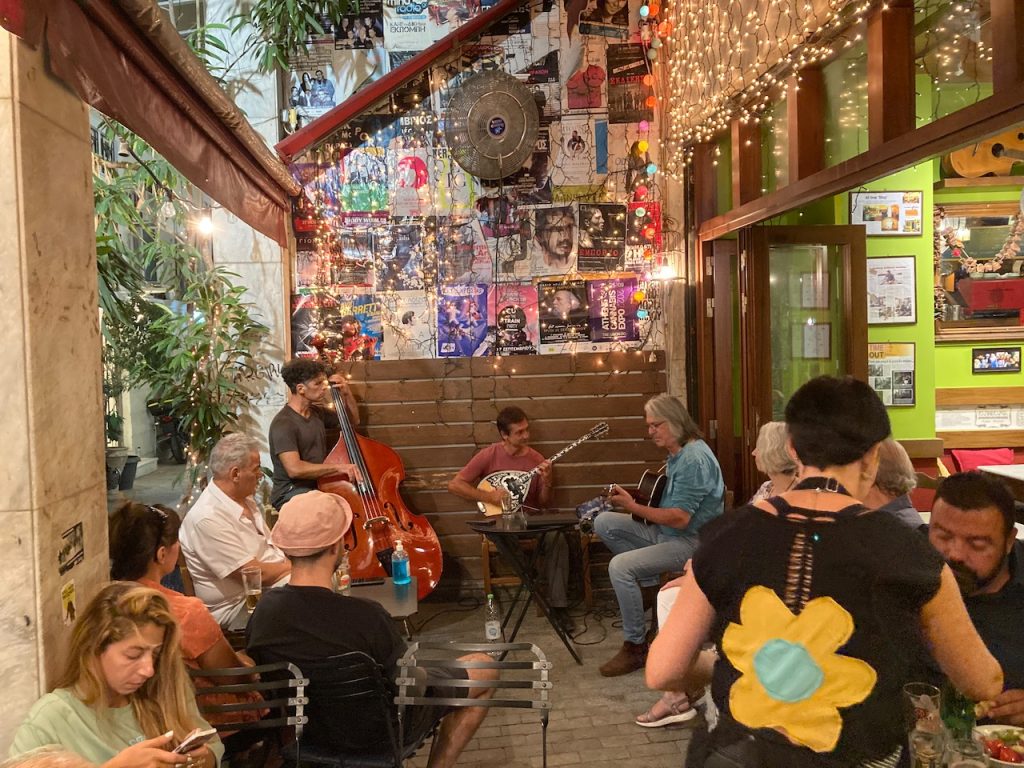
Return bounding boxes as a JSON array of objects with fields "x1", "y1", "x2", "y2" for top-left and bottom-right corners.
[{"x1": 0, "y1": 31, "x2": 108, "y2": 748}]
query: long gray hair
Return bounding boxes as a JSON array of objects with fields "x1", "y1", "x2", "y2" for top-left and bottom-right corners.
[{"x1": 644, "y1": 394, "x2": 702, "y2": 444}]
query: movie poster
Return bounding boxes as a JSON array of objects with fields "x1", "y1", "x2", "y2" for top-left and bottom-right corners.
[
  {"x1": 579, "y1": 0, "x2": 628, "y2": 38},
  {"x1": 538, "y1": 279, "x2": 590, "y2": 345},
  {"x1": 528, "y1": 204, "x2": 578, "y2": 277},
  {"x1": 606, "y1": 43, "x2": 653, "y2": 124},
  {"x1": 577, "y1": 202, "x2": 626, "y2": 272},
  {"x1": 391, "y1": 147, "x2": 432, "y2": 216},
  {"x1": 380, "y1": 290, "x2": 435, "y2": 360},
  {"x1": 437, "y1": 284, "x2": 489, "y2": 357},
  {"x1": 491, "y1": 283, "x2": 540, "y2": 355},
  {"x1": 588, "y1": 277, "x2": 639, "y2": 343},
  {"x1": 438, "y1": 217, "x2": 492, "y2": 284},
  {"x1": 375, "y1": 223, "x2": 432, "y2": 290}
]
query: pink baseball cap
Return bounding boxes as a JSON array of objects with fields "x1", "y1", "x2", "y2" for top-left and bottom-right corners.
[{"x1": 271, "y1": 491, "x2": 353, "y2": 556}]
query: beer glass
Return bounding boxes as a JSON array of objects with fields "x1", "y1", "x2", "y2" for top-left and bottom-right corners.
[{"x1": 241, "y1": 566, "x2": 262, "y2": 613}]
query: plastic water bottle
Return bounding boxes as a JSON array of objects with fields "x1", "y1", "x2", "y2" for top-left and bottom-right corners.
[
  {"x1": 392, "y1": 541, "x2": 411, "y2": 585},
  {"x1": 485, "y1": 593, "x2": 502, "y2": 653},
  {"x1": 334, "y1": 551, "x2": 351, "y2": 593}
]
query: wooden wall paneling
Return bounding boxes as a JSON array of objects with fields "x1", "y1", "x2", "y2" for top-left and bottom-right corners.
[
  {"x1": 336, "y1": 352, "x2": 667, "y2": 595},
  {"x1": 787, "y1": 66, "x2": 825, "y2": 182},
  {"x1": 935, "y1": 387, "x2": 1024, "y2": 406},
  {"x1": 692, "y1": 143, "x2": 718, "y2": 227},
  {"x1": 867, "y1": 0, "x2": 915, "y2": 147},
  {"x1": 937, "y1": 430, "x2": 1024, "y2": 449},
  {"x1": 731, "y1": 118, "x2": 762, "y2": 206},
  {"x1": 991, "y1": 0, "x2": 1024, "y2": 93}
]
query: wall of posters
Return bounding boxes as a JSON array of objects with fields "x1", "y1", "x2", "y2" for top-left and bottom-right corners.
[
  {"x1": 867, "y1": 342, "x2": 916, "y2": 406},
  {"x1": 850, "y1": 191, "x2": 923, "y2": 236},
  {"x1": 538, "y1": 279, "x2": 590, "y2": 346},
  {"x1": 588, "y1": 277, "x2": 639, "y2": 343},
  {"x1": 867, "y1": 256, "x2": 917, "y2": 324},
  {"x1": 437, "y1": 284, "x2": 489, "y2": 357},
  {"x1": 492, "y1": 283, "x2": 540, "y2": 355}
]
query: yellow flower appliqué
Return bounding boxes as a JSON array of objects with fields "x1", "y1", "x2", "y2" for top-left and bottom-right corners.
[{"x1": 722, "y1": 586, "x2": 877, "y2": 753}]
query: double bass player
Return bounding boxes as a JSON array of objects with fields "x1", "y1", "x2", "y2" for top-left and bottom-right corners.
[{"x1": 269, "y1": 358, "x2": 362, "y2": 511}]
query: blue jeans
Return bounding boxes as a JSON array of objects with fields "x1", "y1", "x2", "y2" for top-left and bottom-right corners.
[{"x1": 594, "y1": 513, "x2": 698, "y2": 644}]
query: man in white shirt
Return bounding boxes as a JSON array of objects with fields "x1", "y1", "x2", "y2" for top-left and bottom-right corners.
[{"x1": 180, "y1": 433, "x2": 291, "y2": 626}]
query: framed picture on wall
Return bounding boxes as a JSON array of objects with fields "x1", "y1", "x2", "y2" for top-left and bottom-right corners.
[
  {"x1": 971, "y1": 347, "x2": 1022, "y2": 373},
  {"x1": 850, "y1": 191, "x2": 923, "y2": 236},
  {"x1": 867, "y1": 256, "x2": 917, "y2": 324},
  {"x1": 867, "y1": 342, "x2": 916, "y2": 406}
]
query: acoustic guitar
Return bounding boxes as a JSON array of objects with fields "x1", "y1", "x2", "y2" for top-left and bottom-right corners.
[
  {"x1": 945, "y1": 127, "x2": 1024, "y2": 178},
  {"x1": 608, "y1": 468, "x2": 666, "y2": 525},
  {"x1": 477, "y1": 422, "x2": 609, "y2": 516}
]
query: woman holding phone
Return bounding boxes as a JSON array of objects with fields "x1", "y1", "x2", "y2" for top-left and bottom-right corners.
[{"x1": 9, "y1": 583, "x2": 222, "y2": 768}]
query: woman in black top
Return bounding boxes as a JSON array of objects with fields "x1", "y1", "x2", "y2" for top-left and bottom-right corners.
[{"x1": 647, "y1": 376, "x2": 1002, "y2": 767}]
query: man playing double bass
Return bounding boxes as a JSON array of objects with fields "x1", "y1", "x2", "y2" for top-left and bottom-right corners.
[
  {"x1": 269, "y1": 358, "x2": 362, "y2": 511},
  {"x1": 448, "y1": 406, "x2": 575, "y2": 632}
]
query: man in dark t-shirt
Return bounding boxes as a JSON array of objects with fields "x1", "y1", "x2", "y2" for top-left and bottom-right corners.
[
  {"x1": 247, "y1": 491, "x2": 496, "y2": 763},
  {"x1": 268, "y1": 358, "x2": 360, "y2": 510},
  {"x1": 927, "y1": 472, "x2": 1024, "y2": 722}
]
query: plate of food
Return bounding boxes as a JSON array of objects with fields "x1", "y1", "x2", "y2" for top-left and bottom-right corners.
[{"x1": 975, "y1": 724, "x2": 1024, "y2": 764}]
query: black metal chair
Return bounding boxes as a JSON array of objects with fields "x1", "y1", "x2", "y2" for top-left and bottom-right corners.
[
  {"x1": 188, "y1": 662, "x2": 308, "y2": 764},
  {"x1": 395, "y1": 641, "x2": 553, "y2": 768},
  {"x1": 281, "y1": 651, "x2": 425, "y2": 768}
]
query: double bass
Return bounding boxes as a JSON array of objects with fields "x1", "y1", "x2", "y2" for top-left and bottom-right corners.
[{"x1": 314, "y1": 353, "x2": 442, "y2": 599}]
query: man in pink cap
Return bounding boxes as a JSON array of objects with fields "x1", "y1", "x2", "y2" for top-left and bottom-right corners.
[{"x1": 246, "y1": 491, "x2": 496, "y2": 767}]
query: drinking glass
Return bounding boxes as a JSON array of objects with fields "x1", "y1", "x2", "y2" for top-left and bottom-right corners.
[
  {"x1": 907, "y1": 728, "x2": 943, "y2": 768},
  {"x1": 241, "y1": 566, "x2": 262, "y2": 613},
  {"x1": 904, "y1": 682, "x2": 943, "y2": 733},
  {"x1": 942, "y1": 738, "x2": 987, "y2": 768}
]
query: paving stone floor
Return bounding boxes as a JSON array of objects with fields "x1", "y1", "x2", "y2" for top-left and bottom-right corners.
[{"x1": 118, "y1": 466, "x2": 699, "y2": 768}]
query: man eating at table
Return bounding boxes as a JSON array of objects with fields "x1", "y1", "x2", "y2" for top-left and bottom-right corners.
[{"x1": 928, "y1": 471, "x2": 1024, "y2": 724}]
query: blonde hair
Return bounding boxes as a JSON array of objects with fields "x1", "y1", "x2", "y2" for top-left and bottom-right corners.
[
  {"x1": 754, "y1": 422, "x2": 797, "y2": 476},
  {"x1": 55, "y1": 582, "x2": 197, "y2": 740}
]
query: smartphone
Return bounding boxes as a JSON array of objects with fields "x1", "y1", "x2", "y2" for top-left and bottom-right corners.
[{"x1": 173, "y1": 727, "x2": 218, "y2": 754}]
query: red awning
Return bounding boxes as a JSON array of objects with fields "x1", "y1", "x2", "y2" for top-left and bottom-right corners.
[{"x1": 1, "y1": 0, "x2": 299, "y2": 246}]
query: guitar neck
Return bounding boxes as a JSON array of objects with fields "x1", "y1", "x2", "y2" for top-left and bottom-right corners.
[{"x1": 526, "y1": 429, "x2": 602, "y2": 479}]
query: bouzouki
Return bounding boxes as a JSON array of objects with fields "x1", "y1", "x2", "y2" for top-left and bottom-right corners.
[{"x1": 477, "y1": 422, "x2": 609, "y2": 516}]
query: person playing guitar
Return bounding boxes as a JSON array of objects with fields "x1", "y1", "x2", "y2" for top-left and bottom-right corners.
[{"x1": 448, "y1": 406, "x2": 574, "y2": 632}]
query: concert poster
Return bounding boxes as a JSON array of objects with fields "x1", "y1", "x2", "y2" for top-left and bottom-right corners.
[
  {"x1": 380, "y1": 290, "x2": 436, "y2": 360},
  {"x1": 537, "y1": 279, "x2": 591, "y2": 345},
  {"x1": 491, "y1": 283, "x2": 540, "y2": 355},
  {"x1": 437, "y1": 284, "x2": 490, "y2": 357},
  {"x1": 438, "y1": 217, "x2": 492, "y2": 284},
  {"x1": 385, "y1": 0, "x2": 478, "y2": 52},
  {"x1": 483, "y1": 129, "x2": 552, "y2": 206},
  {"x1": 322, "y1": 289, "x2": 383, "y2": 361},
  {"x1": 290, "y1": 291, "x2": 341, "y2": 357},
  {"x1": 528, "y1": 204, "x2": 578, "y2": 278},
  {"x1": 577, "y1": 202, "x2": 626, "y2": 272},
  {"x1": 294, "y1": 251, "x2": 327, "y2": 289},
  {"x1": 579, "y1": 0, "x2": 629, "y2": 38},
  {"x1": 375, "y1": 223, "x2": 432, "y2": 291},
  {"x1": 636, "y1": 276, "x2": 665, "y2": 347},
  {"x1": 624, "y1": 201, "x2": 662, "y2": 270},
  {"x1": 431, "y1": 146, "x2": 481, "y2": 216},
  {"x1": 606, "y1": 43, "x2": 653, "y2": 124},
  {"x1": 333, "y1": 0, "x2": 384, "y2": 50},
  {"x1": 515, "y1": 51, "x2": 561, "y2": 126},
  {"x1": 556, "y1": 117, "x2": 595, "y2": 185},
  {"x1": 338, "y1": 147, "x2": 389, "y2": 212},
  {"x1": 390, "y1": 147, "x2": 432, "y2": 217},
  {"x1": 480, "y1": 0, "x2": 532, "y2": 35},
  {"x1": 488, "y1": 228, "x2": 531, "y2": 282},
  {"x1": 588, "y1": 277, "x2": 639, "y2": 343}
]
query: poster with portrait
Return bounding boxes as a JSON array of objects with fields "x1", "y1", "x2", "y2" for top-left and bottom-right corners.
[
  {"x1": 867, "y1": 256, "x2": 917, "y2": 324},
  {"x1": 577, "y1": 203, "x2": 626, "y2": 272},
  {"x1": 438, "y1": 217, "x2": 492, "y2": 284},
  {"x1": 528, "y1": 204, "x2": 578, "y2": 277},
  {"x1": 556, "y1": 118, "x2": 595, "y2": 185},
  {"x1": 375, "y1": 223, "x2": 432, "y2": 291},
  {"x1": 850, "y1": 191, "x2": 923, "y2": 236},
  {"x1": 333, "y1": 1, "x2": 385, "y2": 50},
  {"x1": 538, "y1": 279, "x2": 591, "y2": 346},
  {"x1": 291, "y1": 291, "x2": 342, "y2": 357},
  {"x1": 579, "y1": 0, "x2": 629, "y2": 38},
  {"x1": 323, "y1": 289, "x2": 383, "y2": 361},
  {"x1": 390, "y1": 147, "x2": 432, "y2": 217},
  {"x1": 380, "y1": 290, "x2": 435, "y2": 360},
  {"x1": 515, "y1": 51, "x2": 561, "y2": 127},
  {"x1": 867, "y1": 343, "x2": 915, "y2": 406},
  {"x1": 588, "y1": 277, "x2": 639, "y2": 343},
  {"x1": 437, "y1": 284, "x2": 489, "y2": 357},
  {"x1": 491, "y1": 283, "x2": 540, "y2": 355},
  {"x1": 606, "y1": 44, "x2": 653, "y2": 124}
]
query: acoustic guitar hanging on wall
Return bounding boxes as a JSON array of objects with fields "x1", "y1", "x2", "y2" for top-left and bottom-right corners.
[{"x1": 944, "y1": 127, "x2": 1024, "y2": 178}]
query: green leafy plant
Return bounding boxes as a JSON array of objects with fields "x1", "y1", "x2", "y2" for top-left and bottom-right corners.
[{"x1": 229, "y1": 0, "x2": 356, "y2": 73}]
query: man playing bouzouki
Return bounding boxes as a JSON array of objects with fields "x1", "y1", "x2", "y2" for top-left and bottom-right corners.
[{"x1": 448, "y1": 406, "x2": 574, "y2": 632}]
